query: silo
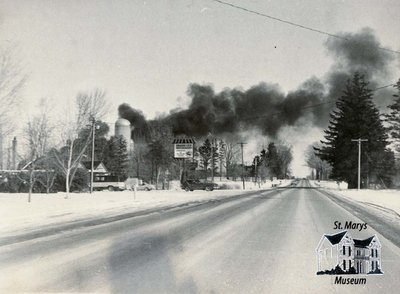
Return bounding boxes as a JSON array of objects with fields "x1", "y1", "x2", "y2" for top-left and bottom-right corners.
[{"x1": 115, "y1": 118, "x2": 134, "y2": 152}]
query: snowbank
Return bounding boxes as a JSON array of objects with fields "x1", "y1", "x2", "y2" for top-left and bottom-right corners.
[
  {"x1": 337, "y1": 189, "x2": 400, "y2": 216},
  {"x1": 212, "y1": 179, "x2": 293, "y2": 190},
  {"x1": 309, "y1": 180, "x2": 348, "y2": 190},
  {"x1": 311, "y1": 180, "x2": 400, "y2": 216},
  {"x1": 0, "y1": 178, "x2": 293, "y2": 237},
  {"x1": 0, "y1": 189, "x2": 258, "y2": 237}
]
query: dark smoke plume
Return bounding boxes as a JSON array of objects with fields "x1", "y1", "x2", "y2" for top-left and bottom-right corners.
[
  {"x1": 326, "y1": 27, "x2": 394, "y2": 80},
  {"x1": 323, "y1": 27, "x2": 396, "y2": 110},
  {"x1": 118, "y1": 104, "x2": 150, "y2": 140},
  {"x1": 119, "y1": 28, "x2": 397, "y2": 139}
]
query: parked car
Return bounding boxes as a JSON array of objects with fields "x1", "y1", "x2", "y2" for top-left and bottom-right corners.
[
  {"x1": 181, "y1": 179, "x2": 218, "y2": 191},
  {"x1": 125, "y1": 178, "x2": 156, "y2": 191},
  {"x1": 135, "y1": 182, "x2": 156, "y2": 191}
]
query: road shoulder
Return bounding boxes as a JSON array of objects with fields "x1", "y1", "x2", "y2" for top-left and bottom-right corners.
[{"x1": 316, "y1": 187, "x2": 400, "y2": 248}]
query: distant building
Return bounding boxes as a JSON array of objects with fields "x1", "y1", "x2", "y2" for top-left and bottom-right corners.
[{"x1": 316, "y1": 231, "x2": 382, "y2": 274}]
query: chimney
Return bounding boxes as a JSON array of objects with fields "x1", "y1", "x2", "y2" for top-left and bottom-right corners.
[{"x1": 12, "y1": 137, "x2": 17, "y2": 170}]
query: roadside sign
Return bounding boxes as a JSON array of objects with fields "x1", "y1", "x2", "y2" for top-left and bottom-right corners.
[
  {"x1": 173, "y1": 138, "x2": 195, "y2": 159},
  {"x1": 174, "y1": 143, "x2": 193, "y2": 158}
]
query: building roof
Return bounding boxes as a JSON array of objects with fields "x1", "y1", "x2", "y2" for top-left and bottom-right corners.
[
  {"x1": 354, "y1": 236, "x2": 375, "y2": 248},
  {"x1": 81, "y1": 161, "x2": 105, "y2": 170},
  {"x1": 324, "y1": 231, "x2": 347, "y2": 245}
]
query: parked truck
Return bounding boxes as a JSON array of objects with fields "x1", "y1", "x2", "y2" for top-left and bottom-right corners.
[{"x1": 92, "y1": 175, "x2": 126, "y2": 191}]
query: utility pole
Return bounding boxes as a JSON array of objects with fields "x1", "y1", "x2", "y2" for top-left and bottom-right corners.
[
  {"x1": 254, "y1": 157, "x2": 258, "y2": 186},
  {"x1": 351, "y1": 138, "x2": 368, "y2": 191},
  {"x1": 90, "y1": 116, "x2": 96, "y2": 194},
  {"x1": 211, "y1": 138, "x2": 215, "y2": 182},
  {"x1": 220, "y1": 147, "x2": 223, "y2": 182},
  {"x1": 238, "y1": 142, "x2": 247, "y2": 190}
]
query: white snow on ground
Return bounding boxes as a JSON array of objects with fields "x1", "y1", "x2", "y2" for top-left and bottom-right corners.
[
  {"x1": 310, "y1": 180, "x2": 400, "y2": 215},
  {"x1": 0, "y1": 179, "x2": 292, "y2": 237}
]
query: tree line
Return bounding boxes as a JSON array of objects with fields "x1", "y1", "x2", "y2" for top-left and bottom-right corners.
[{"x1": 1, "y1": 44, "x2": 400, "y2": 197}]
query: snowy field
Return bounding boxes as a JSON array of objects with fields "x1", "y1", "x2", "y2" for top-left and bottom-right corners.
[
  {"x1": 310, "y1": 180, "x2": 400, "y2": 215},
  {"x1": 0, "y1": 180, "x2": 292, "y2": 237}
]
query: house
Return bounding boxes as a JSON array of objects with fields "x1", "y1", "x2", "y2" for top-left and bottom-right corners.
[{"x1": 316, "y1": 231, "x2": 382, "y2": 274}]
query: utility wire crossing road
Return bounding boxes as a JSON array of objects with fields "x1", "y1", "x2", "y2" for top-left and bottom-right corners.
[{"x1": 1, "y1": 180, "x2": 399, "y2": 293}]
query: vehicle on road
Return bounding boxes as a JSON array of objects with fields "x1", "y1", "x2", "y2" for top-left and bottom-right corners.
[{"x1": 181, "y1": 179, "x2": 218, "y2": 191}]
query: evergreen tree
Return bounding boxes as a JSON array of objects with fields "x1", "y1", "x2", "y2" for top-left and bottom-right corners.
[
  {"x1": 258, "y1": 148, "x2": 270, "y2": 181},
  {"x1": 146, "y1": 139, "x2": 170, "y2": 186},
  {"x1": 218, "y1": 140, "x2": 226, "y2": 180},
  {"x1": 267, "y1": 142, "x2": 280, "y2": 178},
  {"x1": 211, "y1": 140, "x2": 219, "y2": 176},
  {"x1": 198, "y1": 139, "x2": 218, "y2": 178},
  {"x1": 198, "y1": 139, "x2": 212, "y2": 174},
  {"x1": 384, "y1": 79, "x2": 400, "y2": 153},
  {"x1": 104, "y1": 136, "x2": 129, "y2": 180},
  {"x1": 252, "y1": 155, "x2": 261, "y2": 178},
  {"x1": 317, "y1": 73, "x2": 394, "y2": 188}
]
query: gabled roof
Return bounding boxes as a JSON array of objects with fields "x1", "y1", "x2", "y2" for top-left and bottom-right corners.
[
  {"x1": 81, "y1": 161, "x2": 106, "y2": 170},
  {"x1": 354, "y1": 236, "x2": 375, "y2": 248},
  {"x1": 324, "y1": 231, "x2": 347, "y2": 245}
]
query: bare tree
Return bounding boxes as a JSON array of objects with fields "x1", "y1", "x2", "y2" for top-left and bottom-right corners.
[
  {"x1": 0, "y1": 45, "x2": 26, "y2": 135},
  {"x1": 223, "y1": 141, "x2": 240, "y2": 179},
  {"x1": 277, "y1": 144, "x2": 293, "y2": 179},
  {"x1": 0, "y1": 45, "x2": 26, "y2": 169},
  {"x1": 76, "y1": 89, "x2": 109, "y2": 124},
  {"x1": 53, "y1": 89, "x2": 109, "y2": 198},
  {"x1": 305, "y1": 143, "x2": 332, "y2": 180},
  {"x1": 23, "y1": 99, "x2": 54, "y2": 202}
]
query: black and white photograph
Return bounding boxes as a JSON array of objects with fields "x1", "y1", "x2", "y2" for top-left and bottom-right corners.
[{"x1": 0, "y1": 0, "x2": 399, "y2": 293}]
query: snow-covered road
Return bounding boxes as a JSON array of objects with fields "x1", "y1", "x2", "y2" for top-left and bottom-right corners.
[{"x1": 1, "y1": 181, "x2": 400, "y2": 293}]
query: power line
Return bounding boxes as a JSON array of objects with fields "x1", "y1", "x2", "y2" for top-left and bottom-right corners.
[
  {"x1": 211, "y1": 0, "x2": 400, "y2": 55},
  {"x1": 371, "y1": 84, "x2": 395, "y2": 91}
]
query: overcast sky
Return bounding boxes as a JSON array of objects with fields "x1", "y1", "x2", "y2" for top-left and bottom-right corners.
[{"x1": 1, "y1": 0, "x2": 399, "y2": 176}]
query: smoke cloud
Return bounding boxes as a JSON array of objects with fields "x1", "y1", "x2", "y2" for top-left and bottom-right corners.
[
  {"x1": 119, "y1": 28, "x2": 397, "y2": 139},
  {"x1": 117, "y1": 104, "x2": 150, "y2": 139}
]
